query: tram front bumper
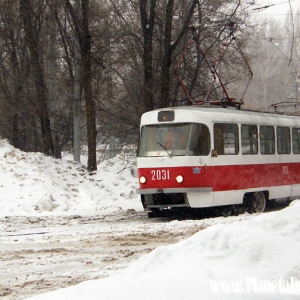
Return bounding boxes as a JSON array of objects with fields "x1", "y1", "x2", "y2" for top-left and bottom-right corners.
[
  {"x1": 137, "y1": 187, "x2": 213, "y2": 209},
  {"x1": 136, "y1": 187, "x2": 212, "y2": 194}
]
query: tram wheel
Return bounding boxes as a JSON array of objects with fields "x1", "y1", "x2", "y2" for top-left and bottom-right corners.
[
  {"x1": 147, "y1": 209, "x2": 162, "y2": 218},
  {"x1": 219, "y1": 205, "x2": 234, "y2": 217},
  {"x1": 253, "y1": 192, "x2": 266, "y2": 213},
  {"x1": 244, "y1": 192, "x2": 266, "y2": 213}
]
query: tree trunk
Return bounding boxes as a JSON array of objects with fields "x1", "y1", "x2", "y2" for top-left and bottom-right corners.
[
  {"x1": 63, "y1": 0, "x2": 97, "y2": 170},
  {"x1": 160, "y1": 0, "x2": 198, "y2": 108},
  {"x1": 19, "y1": 0, "x2": 54, "y2": 156},
  {"x1": 160, "y1": 0, "x2": 174, "y2": 108},
  {"x1": 140, "y1": 0, "x2": 156, "y2": 112},
  {"x1": 81, "y1": 0, "x2": 97, "y2": 171},
  {"x1": 49, "y1": 0, "x2": 61, "y2": 158}
]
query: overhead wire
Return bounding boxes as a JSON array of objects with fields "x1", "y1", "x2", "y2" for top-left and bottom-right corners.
[
  {"x1": 252, "y1": 0, "x2": 298, "y2": 12},
  {"x1": 250, "y1": 0, "x2": 298, "y2": 65}
]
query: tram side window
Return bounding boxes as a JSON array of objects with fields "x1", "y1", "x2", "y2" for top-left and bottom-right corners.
[
  {"x1": 213, "y1": 123, "x2": 239, "y2": 155},
  {"x1": 292, "y1": 128, "x2": 300, "y2": 154},
  {"x1": 260, "y1": 126, "x2": 275, "y2": 155},
  {"x1": 241, "y1": 124, "x2": 258, "y2": 155},
  {"x1": 277, "y1": 127, "x2": 291, "y2": 154}
]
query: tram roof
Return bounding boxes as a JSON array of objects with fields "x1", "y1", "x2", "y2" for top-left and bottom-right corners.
[{"x1": 141, "y1": 105, "x2": 300, "y2": 127}]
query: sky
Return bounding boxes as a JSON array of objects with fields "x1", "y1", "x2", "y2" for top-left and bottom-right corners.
[
  {"x1": 1, "y1": 138, "x2": 300, "y2": 299},
  {"x1": 256, "y1": 0, "x2": 300, "y2": 20}
]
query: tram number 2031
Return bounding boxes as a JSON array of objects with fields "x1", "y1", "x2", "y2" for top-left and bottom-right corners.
[{"x1": 151, "y1": 169, "x2": 170, "y2": 181}]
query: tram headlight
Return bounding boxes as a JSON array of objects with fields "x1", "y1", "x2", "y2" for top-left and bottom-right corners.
[
  {"x1": 176, "y1": 175, "x2": 184, "y2": 183},
  {"x1": 139, "y1": 176, "x2": 147, "y2": 184}
]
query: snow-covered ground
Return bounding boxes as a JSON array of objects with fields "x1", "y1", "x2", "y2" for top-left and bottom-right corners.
[
  {"x1": 26, "y1": 202, "x2": 300, "y2": 300},
  {"x1": 1, "y1": 138, "x2": 300, "y2": 300},
  {"x1": 0, "y1": 138, "x2": 141, "y2": 217}
]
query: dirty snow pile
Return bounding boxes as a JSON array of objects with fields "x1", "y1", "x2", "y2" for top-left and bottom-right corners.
[
  {"x1": 28, "y1": 201, "x2": 300, "y2": 300},
  {"x1": 0, "y1": 138, "x2": 141, "y2": 217}
]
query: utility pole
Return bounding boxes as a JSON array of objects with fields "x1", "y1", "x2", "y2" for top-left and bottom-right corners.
[
  {"x1": 292, "y1": 68, "x2": 299, "y2": 113},
  {"x1": 73, "y1": 0, "x2": 81, "y2": 162},
  {"x1": 106, "y1": 18, "x2": 116, "y2": 158},
  {"x1": 294, "y1": 68, "x2": 298, "y2": 102}
]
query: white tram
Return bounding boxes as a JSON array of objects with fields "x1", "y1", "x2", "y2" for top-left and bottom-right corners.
[{"x1": 137, "y1": 106, "x2": 300, "y2": 217}]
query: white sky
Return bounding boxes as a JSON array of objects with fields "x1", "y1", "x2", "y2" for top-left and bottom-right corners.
[{"x1": 256, "y1": 0, "x2": 300, "y2": 19}]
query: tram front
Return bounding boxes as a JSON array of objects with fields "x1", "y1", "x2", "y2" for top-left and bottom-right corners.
[{"x1": 137, "y1": 108, "x2": 213, "y2": 217}]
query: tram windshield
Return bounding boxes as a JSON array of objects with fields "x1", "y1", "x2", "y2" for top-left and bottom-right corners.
[{"x1": 139, "y1": 123, "x2": 210, "y2": 157}]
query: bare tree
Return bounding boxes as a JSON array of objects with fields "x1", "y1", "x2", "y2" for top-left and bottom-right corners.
[
  {"x1": 159, "y1": 0, "x2": 198, "y2": 108},
  {"x1": 81, "y1": 0, "x2": 97, "y2": 171},
  {"x1": 19, "y1": 0, "x2": 55, "y2": 156},
  {"x1": 0, "y1": 1, "x2": 25, "y2": 149},
  {"x1": 140, "y1": 0, "x2": 156, "y2": 112},
  {"x1": 64, "y1": 0, "x2": 97, "y2": 171},
  {"x1": 0, "y1": 0, "x2": 257, "y2": 162}
]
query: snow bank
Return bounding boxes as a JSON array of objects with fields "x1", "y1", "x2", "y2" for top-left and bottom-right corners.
[
  {"x1": 28, "y1": 201, "x2": 300, "y2": 300},
  {"x1": 2, "y1": 138, "x2": 300, "y2": 300},
  {"x1": 0, "y1": 139, "x2": 141, "y2": 217}
]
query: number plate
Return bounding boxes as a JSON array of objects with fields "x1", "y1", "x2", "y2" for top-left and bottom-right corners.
[{"x1": 151, "y1": 169, "x2": 170, "y2": 181}]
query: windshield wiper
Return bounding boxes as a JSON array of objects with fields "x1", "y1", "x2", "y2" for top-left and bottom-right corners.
[{"x1": 156, "y1": 141, "x2": 172, "y2": 157}]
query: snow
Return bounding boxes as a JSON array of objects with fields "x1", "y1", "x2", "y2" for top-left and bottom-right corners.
[
  {"x1": 0, "y1": 138, "x2": 141, "y2": 217},
  {"x1": 1, "y1": 138, "x2": 300, "y2": 299},
  {"x1": 27, "y1": 201, "x2": 300, "y2": 300}
]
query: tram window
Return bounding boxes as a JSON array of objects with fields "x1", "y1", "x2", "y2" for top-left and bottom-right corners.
[
  {"x1": 165, "y1": 124, "x2": 190, "y2": 151},
  {"x1": 188, "y1": 124, "x2": 210, "y2": 156},
  {"x1": 213, "y1": 123, "x2": 239, "y2": 155},
  {"x1": 241, "y1": 124, "x2": 258, "y2": 155},
  {"x1": 277, "y1": 127, "x2": 291, "y2": 154},
  {"x1": 139, "y1": 123, "x2": 192, "y2": 157},
  {"x1": 139, "y1": 125, "x2": 157, "y2": 155},
  {"x1": 260, "y1": 126, "x2": 275, "y2": 155},
  {"x1": 292, "y1": 128, "x2": 300, "y2": 154}
]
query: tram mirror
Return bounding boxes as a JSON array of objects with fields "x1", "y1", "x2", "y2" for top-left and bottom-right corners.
[{"x1": 211, "y1": 149, "x2": 218, "y2": 157}]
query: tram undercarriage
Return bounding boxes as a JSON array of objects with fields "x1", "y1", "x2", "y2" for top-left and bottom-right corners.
[{"x1": 140, "y1": 191, "x2": 292, "y2": 218}]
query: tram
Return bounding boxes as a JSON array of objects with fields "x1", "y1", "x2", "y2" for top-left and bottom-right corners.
[{"x1": 136, "y1": 106, "x2": 300, "y2": 217}]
